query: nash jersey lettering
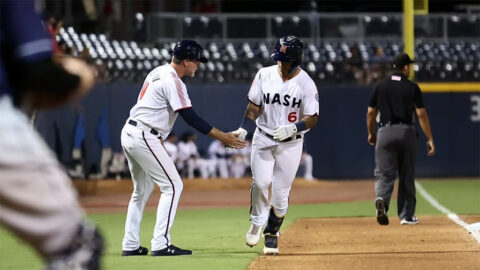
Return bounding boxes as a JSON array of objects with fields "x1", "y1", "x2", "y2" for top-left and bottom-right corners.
[
  {"x1": 247, "y1": 65, "x2": 319, "y2": 134},
  {"x1": 129, "y1": 64, "x2": 192, "y2": 140}
]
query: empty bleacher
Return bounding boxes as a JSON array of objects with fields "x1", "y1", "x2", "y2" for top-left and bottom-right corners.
[{"x1": 59, "y1": 24, "x2": 480, "y2": 84}]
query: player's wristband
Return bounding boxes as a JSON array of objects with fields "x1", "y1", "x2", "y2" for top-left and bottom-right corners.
[
  {"x1": 240, "y1": 117, "x2": 256, "y2": 135},
  {"x1": 295, "y1": 120, "x2": 307, "y2": 132}
]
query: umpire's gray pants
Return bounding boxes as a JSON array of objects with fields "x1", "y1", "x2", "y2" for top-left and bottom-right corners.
[{"x1": 374, "y1": 124, "x2": 417, "y2": 220}]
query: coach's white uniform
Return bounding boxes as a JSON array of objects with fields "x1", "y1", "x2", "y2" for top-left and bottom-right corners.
[
  {"x1": 248, "y1": 65, "x2": 319, "y2": 226},
  {"x1": 121, "y1": 64, "x2": 192, "y2": 252}
]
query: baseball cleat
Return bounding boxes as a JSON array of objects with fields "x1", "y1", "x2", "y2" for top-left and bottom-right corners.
[
  {"x1": 122, "y1": 246, "x2": 149, "y2": 256},
  {"x1": 246, "y1": 224, "x2": 262, "y2": 247},
  {"x1": 400, "y1": 217, "x2": 419, "y2": 225},
  {"x1": 151, "y1": 245, "x2": 192, "y2": 256},
  {"x1": 375, "y1": 198, "x2": 389, "y2": 225},
  {"x1": 263, "y1": 234, "x2": 279, "y2": 255}
]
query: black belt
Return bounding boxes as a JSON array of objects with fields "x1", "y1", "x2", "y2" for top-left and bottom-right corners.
[
  {"x1": 128, "y1": 119, "x2": 159, "y2": 136},
  {"x1": 378, "y1": 120, "x2": 411, "y2": 127},
  {"x1": 258, "y1": 127, "x2": 302, "y2": 142}
]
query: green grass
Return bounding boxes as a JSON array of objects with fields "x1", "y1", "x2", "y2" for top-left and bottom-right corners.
[
  {"x1": 1, "y1": 178, "x2": 478, "y2": 270},
  {"x1": 418, "y1": 178, "x2": 480, "y2": 214}
]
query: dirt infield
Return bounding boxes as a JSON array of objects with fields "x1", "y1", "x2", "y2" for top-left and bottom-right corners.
[
  {"x1": 249, "y1": 216, "x2": 480, "y2": 270},
  {"x1": 75, "y1": 178, "x2": 480, "y2": 269},
  {"x1": 75, "y1": 178, "x2": 376, "y2": 211}
]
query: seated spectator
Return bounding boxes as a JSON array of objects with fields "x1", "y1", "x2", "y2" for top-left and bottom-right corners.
[
  {"x1": 164, "y1": 133, "x2": 179, "y2": 164},
  {"x1": 44, "y1": 15, "x2": 63, "y2": 54},
  {"x1": 344, "y1": 45, "x2": 366, "y2": 84},
  {"x1": 178, "y1": 132, "x2": 214, "y2": 179},
  {"x1": 368, "y1": 46, "x2": 388, "y2": 84},
  {"x1": 108, "y1": 152, "x2": 128, "y2": 179},
  {"x1": 208, "y1": 139, "x2": 230, "y2": 178},
  {"x1": 297, "y1": 151, "x2": 314, "y2": 181},
  {"x1": 228, "y1": 141, "x2": 251, "y2": 179}
]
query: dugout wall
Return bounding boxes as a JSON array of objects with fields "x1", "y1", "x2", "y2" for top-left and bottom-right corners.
[{"x1": 35, "y1": 83, "x2": 480, "y2": 179}]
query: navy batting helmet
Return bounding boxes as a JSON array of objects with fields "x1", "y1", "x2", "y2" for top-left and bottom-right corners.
[
  {"x1": 172, "y1": 40, "x2": 208, "y2": 63},
  {"x1": 271, "y1": 36, "x2": 304, "y2": 67}
]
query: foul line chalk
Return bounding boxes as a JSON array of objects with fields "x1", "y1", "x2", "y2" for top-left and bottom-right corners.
[{"x1": 415, "y1": 181, "x2": 480, "y2": 245}]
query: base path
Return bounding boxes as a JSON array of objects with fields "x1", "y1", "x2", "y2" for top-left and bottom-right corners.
[
  {"x1": 75, "y1": 178, "x2": 480, "y2": 269},
  {"x1": 249, "y1": 216, "x2": 480, "y2": 270}
]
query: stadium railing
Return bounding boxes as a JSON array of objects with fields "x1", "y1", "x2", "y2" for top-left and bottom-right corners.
[
  {"x1": 57, "y1": 13, "x2": 479, "y2": 84},
  {"x1": 146, "y1": 12, "x2": 479, "y2": 43}
]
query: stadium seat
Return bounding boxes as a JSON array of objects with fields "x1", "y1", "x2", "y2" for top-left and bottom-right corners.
[{"x1": 58, "y1": 26, "x2": 479, "y2": 83}]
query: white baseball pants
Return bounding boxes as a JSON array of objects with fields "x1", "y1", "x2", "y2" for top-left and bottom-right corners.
[
  {"x1": 249, "y1": 130, "x2": 303, "y2": 226},
  {"x1": 0, "y1": 96, "x2": 83, "y2": 260},
  {"x1": 186, "y1": 157, "x2": 211, "y2": 179},
  {"x1": 121, "y1": 123, "x2": 183, "y2": 251},
  {"x1": 214, "y1": 158, "x2": 230, "y2": 178}
]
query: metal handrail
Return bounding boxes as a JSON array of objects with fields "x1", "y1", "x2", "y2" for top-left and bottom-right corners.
[{"x1": 146, "y1": 12, "x2": 478, "y2": 44}]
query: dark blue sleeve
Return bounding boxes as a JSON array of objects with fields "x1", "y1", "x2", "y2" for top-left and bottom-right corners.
[
  {"x1": 178, "y1": 107, "x2": 213, "y2": 135},
  {"x1": 1, "y1": 0, "x2": 52, "y2": 62}
]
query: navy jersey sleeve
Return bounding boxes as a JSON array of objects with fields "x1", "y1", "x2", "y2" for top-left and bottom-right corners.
[
  {"x1": 414, "y1": 84, "x2": 425, "y2": 108},
  {"x1": 368, "y1": 84, "x2": 378, "y2": 108},
  {"x1": 178, "y1": 107, "x2": 213, "y2": 135},
  {"x1": 1, "y1": 0, "x2": 82, "y2": 99},
  {"x1": 1, "y1": 0, "x2": 52, "y2": 63}
]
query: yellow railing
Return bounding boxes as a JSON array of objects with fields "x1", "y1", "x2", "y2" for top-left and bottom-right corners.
[{"x1": 418, "y1": 83, "x2": 480, "y2": 92}]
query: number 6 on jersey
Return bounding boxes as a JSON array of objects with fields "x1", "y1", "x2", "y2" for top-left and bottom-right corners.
[{"x1": 288, "y1": 112, "x2": 297, "y2": 122}]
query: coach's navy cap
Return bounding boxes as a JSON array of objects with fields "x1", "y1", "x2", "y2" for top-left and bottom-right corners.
[
  {"x1": 392, "y1": 53, "x2": 415, "y2": 68},
  {"x1": 172, "y1": 40, "x2": 208, "y2": 63}
]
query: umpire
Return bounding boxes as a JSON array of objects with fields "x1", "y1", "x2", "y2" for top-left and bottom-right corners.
[{"x1": 366, "y1": 53, "x2": 435, "y2": 226}]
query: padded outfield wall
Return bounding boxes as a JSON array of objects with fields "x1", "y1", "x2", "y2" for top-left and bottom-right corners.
[{"x1": 35, "y1": 83, "x2": 480, "y2": 179}]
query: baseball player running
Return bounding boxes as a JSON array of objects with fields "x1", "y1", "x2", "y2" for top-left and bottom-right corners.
[
  {"x1": 121, "y1": 40, "x2": 246, "y2": 256},
  {"x1": 232, "y1": 36, "x2": 319, "y2": 255}
]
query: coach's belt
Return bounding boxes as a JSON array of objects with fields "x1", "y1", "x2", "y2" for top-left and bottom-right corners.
[
  {"x1": 258, "y1": 127, "x2": 302, "y2": 143},
  {"x1": 378, "y1": 120, "x2": 412, "y2": 127},
  {"x1": 128, "y1": 119, "x2": 160, "y2": 137}
]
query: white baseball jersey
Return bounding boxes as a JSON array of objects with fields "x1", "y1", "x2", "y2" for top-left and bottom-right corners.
[
  {"x1": 247, "y1": 65, "x2": 319, "y2": 134},
  {"x1": 129, "y1": 64, "x2": 192, "y2": 140},
  {"x1": 207, "y1": 140, "x2": 229, "y2": 178},
  {"x1": 208, "y1": 140, "x2": 227, "y2": 159},
  {"x1": 121, "y1": 63, "x2": 193, "y2": 251},
  {"x1": 247, "y1": 65, "x2": 319, "y2": 229},
  {"x1": 177, "y1": 141, "x2": 199, "y2": 162}
]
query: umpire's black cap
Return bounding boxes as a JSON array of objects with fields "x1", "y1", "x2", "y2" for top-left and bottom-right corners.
[
  {"x1": 172, "y1": 40, "x2": 208, "y2": 63},
  {"x1": 392, "y1": 53, "x2": 415, "y2": 69}
]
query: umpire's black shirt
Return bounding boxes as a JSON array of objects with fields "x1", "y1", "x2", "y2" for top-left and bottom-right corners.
[{"x1": 369, "y1": 73, "x2": 424, "y2": 124}]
